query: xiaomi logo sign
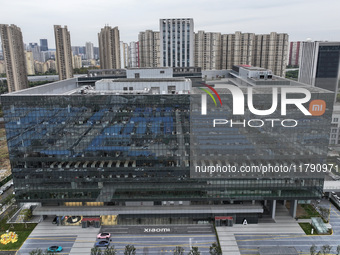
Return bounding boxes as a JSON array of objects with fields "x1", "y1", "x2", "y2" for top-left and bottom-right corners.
[{"x1": 309, "y1": 100, "x2": 326, "y2": 116}]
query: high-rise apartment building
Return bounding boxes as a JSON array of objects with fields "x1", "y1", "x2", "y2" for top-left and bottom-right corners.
[
  {"x1": 93, "y1": 47, "x2": 99, "y2": 60},
  {"x1": 138, "y1": 30, "x2": 160, "y2": 68},
  {"x1": 54, "y1": 25, "x2": 73, "y2": 80},
  {"x1": 0, "y1": 24, "x2": 28, "y2": 92},
  {"x1": 194, "y1": 31, "x2": 221, "y2": 70},
  {"x1": 85, "y1": 41, "x2": 94, "y2": 60},
  {"x1": 98, "y1": 25, "x2": 121, "y2": 69},
  {"x1": 73, "y1": 55, "x2": 82, "y2": 69},
  {"x1": 221, "y1": 32, "x2": 255, "y2": 70},
  {"x1": 194, "y1": 30, "x2": 287, "y2": 76},
  {"x1": 120, "y1": 41, "x2": 129, "y2": 68},
  {"x1": 129, "y1": 41, "x2": 139, "y2": 68},
  {"x1": 40, "y1": 39, "x2": 48, "y2": 51},
  {"x1": 160, "y1": 18, "x2": 194, "y2": 67},
  {"x1": 298, "y1": 41, "x2": 340, "y2": 93},
  {"x1": 252, "y1": 32, "x2": 289, "y2": 77},
  {"x1": 34, "y1": 61, "x2": 49, "y2": 74},
  {"x1": 0, "y1": 61, "x2": 6, "y2": 74},
  {"x1": 28, "y1": 43, "x2": 41, "y2": 62},
  {"x1": 288, "y1": 41, "x2": 302, "y2": 67},
  {"x1": 25, "y1": 51, "x2": 35, "y2": 75}
]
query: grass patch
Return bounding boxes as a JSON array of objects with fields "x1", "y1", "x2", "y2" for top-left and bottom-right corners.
[
  {"x1": 0, "y1": 208, "x2": 37, "y2": 251},
  {"x1": 298, "y1": 204, "x2": 321, "y2": 219},
  {"x1": 299, "y1": 223, "x2": 316, "y2": 235},
  {"x1": 0, "y1": 230, "x2": 32, "y2": 250}
]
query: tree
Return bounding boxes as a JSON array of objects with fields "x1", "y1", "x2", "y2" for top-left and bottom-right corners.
[
  {"x1": 321, "y1": 245, "x2": 332, "y2": 255},
  {"x1": 91, "y1": 247, "x2": 102, "y2": 255},
  {"x1": 209, "y1": 242, "x2": 222, "y2": 255},
  {"x1": 310, "y1": 244, "x2": 317, "y2": 255},
  {"x1": 319, "y1": 207, "x2": 330, "y2": 222},
  {"x1": 104, "y1": 246, "x2": 117, "y2": 255},
  {"x1": 23, "y1": 208, "x2": 33, "y2": 222},
  {"x1": 124, "y1": 245, "x2": 136, "y2": 255},
  {"x1": 188, "y1": 246, "x2": 200, "y2": 255},
  {"x1": 28, "y1": 249, "x2": 55, "y2": 255},
  {"x1": 173, "y1": 246, "x2": 185, "y2": 255},
  {"x1": 29, "y1": 249, "x2": 44, "y2": 255}
]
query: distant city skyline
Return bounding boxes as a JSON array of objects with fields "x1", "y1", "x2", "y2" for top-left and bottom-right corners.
[{"x1": 1, "y1": 0, "x2": 340, "y2": 48}]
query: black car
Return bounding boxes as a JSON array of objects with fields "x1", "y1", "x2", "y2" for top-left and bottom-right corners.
[
  {"x1": 52, "y1": 216, "x2": 58, "y2": 224},
  {"x1": 95, "y1": 240, "x2": 110, "y2": 247}
]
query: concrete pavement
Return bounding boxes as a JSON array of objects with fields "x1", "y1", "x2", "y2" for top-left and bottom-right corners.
[
  {"x1": 17, "y1": 216, "x2": 99, "y2": 255},
  {"x1": 217, "y1": 204, "x2": 304, "y2": 255}
]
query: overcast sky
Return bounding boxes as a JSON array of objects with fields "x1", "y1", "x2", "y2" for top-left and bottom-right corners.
[{"x1": 1, "y1": 0, "x2": 340, "y2": 48}]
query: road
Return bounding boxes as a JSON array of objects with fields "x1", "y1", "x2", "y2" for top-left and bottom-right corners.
[
  {"x1": 236, "y1": 199, "x2": 340, "y2": 255},
  {"x1": 0, "y1": 186, "x2": 13, "y2": 204},
  {"x1": 17, "y1": 219, "x2": 217, "y2": 255}
]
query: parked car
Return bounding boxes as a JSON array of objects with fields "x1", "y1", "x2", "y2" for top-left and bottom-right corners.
[
  {"x1": 97, "y1": 232, "x2": 111, "y2": 239},
  {"x1": 47, "y1": 246, "x2": 63, "y2": 252},
  {"x1": 52, "y1": 216, "x2": 58, "y2": 224},
  {"x1": 95, "y1": 240, "x2": 110, "y2": 247}
]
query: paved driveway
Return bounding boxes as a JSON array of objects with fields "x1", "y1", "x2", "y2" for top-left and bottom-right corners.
[
  {"x1": 235, "y1": 200, "x2": 340, "y2": 255},
  {"x1": 99, "y1": 225, "x2": 217, "y2": 254},
  {"x1": 17, "y1": 235, "x2": 75, "y2": 255}
]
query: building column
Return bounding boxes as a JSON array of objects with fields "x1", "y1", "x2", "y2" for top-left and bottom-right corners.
[
  {"x1": 252, "y1": 200, "x2": 255, "y2": 205},
  {"x1": 289, "y1": 200, "x2": 297, "y2": 218},
  {"x1": 264, "y1": 200, "x2": 267, "y2": 206},
  {"x1": 283, "y1": 200, "x2": 286, "y2": 206},
  {"x1": 271, "y1": 200, "x2": 277, "y2": 220}
]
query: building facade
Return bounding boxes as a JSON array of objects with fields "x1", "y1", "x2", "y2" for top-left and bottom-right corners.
[
  {"x1": 252, "y1": 32, "x2": 289, "y2": 77},
  {"x1": 194, "y1": 30, "x2": 288, "y2": 77},
  {"x1": 194, "y1": 31, "x2": 221, "y2": 70},
  {"x1": 0, "y1": 24, "x2": 28, "y2": 92},
  {"x1": 85, "y1": 42, "x2": 94, "y2": 60},
  {"x1": 220, "y1": 32, "x2": 255, "y2": 70},
  {"x1": 0, "y1": 60, "x2": 5, "y2": 74},
  {"x1": 330, "y1": 104, "x2": 340, "y2": 145},
  {"x1": 1, "y1": 67, "x2": 333, "y2": 225},
  {"x1": 288, "y1": 41, "x2": 301, "y2": 67},
  {"x1": 40, "y1": 39, "x2": 48, "y2": 51},
  {"x1": 138, "y1": 30, "x2": 160, "y2": 68},
  {"x1": 298, "y1": 41, "x2": 340, "y2": 93},
  {"x1": 129, "y1": 41, "x2": 139, "y2": 68},
  {"x1": 120, "y1": 41, "x2": 129, "y2": 68},
  {"x1": 73, "y1": 55, "x2": 82, "y2": 69},
  {"x1": 160, "y1": 18, "x2": 194, "y2": 67},
  {"x1": 25, "y1": 51, "x2": 35, "y2": 75},
  {"x1": 98, "y1": 25, "x2": 121, "y2": 69},
  {"x1": 54, "y1": 25, "x2": 73, "y2": 80},
  {"x1": 28, "y1": 43, "x2": 42, "y2": 62}
]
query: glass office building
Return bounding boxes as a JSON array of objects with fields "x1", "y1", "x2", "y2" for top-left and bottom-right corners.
[{"x1": 1, "y1": 70, "x2": 333, "y2": 225}]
